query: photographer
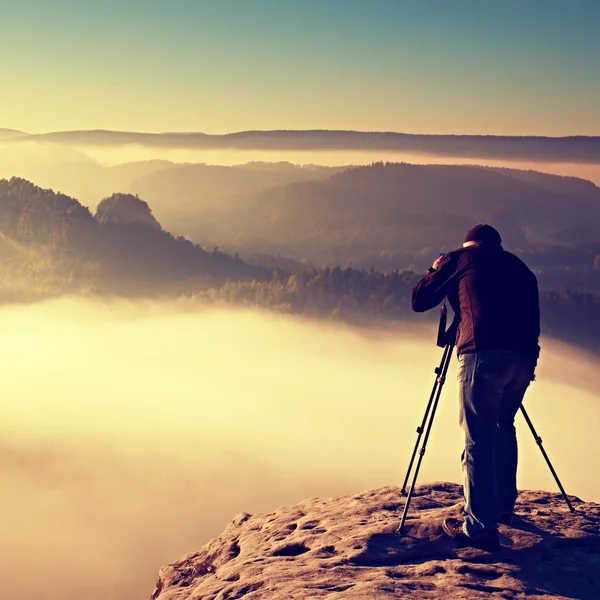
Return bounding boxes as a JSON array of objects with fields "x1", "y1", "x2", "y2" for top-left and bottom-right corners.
[{"x1": 411, "y1": 224, "x2": 540, "y2": 551}]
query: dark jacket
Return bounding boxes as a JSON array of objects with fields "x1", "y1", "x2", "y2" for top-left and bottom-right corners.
[{"x1": 411, "y1": 241, "x2": 540, "y2": 357}]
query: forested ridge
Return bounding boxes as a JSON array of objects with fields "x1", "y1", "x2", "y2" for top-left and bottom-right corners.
[
  {"x1": 0, "y1": 177, "x2": 267, "y2": 293},
  {"x1": 14, "y1": 128, "x2": 600, "y2": 163},
  {"x1": 171, "y1": 161, "x2": 600, "y2": 270},
  {"x1": 188, "y1": 266, "x2": 600, "y2": 351},
  {"x1": 1, "y1": 175, "x2": 599, "y2": 352}
]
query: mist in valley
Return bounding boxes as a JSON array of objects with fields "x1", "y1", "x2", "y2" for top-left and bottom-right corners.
[
  {"x1": 1, "y1": 298, "x2": 598, "y2": 600},
  {"x1": 58, "y1": 143, "x2": 600, "y2": 187},
  {"x1": 2, "y1": 140, "x2": 599, "y2": 217}
]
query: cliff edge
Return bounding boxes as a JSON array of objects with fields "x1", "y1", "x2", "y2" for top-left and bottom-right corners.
[{"x1": 150, "y1": 482, "x2": 600, "y2": 599}]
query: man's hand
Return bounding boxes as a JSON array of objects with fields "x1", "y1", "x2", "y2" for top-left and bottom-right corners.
[
  {"x1": 432, "y1": 255, "x2": 444, "y2": 271},
  {"x1": 413, "y1": 253, "x2": 452, "y2": 312}
]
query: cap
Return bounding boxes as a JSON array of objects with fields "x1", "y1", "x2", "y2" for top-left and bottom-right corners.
[{"x1": 463, "y1": 224, "x2": 502, "y2": 245}]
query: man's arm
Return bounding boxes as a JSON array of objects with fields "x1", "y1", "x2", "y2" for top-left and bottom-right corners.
[
  {"x1": 411, "y1": 253, "x2": 457, "y2": 312},
  {"x1": 532, "y1": 272, "x2": 541, "y2": 342},
  {"x1": 529, "y1": 269, "x2": 541, "y2": 358}
]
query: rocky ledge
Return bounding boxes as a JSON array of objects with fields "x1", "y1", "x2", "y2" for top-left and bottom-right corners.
[{"x1": 150, "y1": 482, "x2": 600, "y2": 599}]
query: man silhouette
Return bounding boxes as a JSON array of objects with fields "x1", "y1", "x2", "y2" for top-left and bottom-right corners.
[{"x1": 411, "y1": 224, "x2": 540, "y2": 551}]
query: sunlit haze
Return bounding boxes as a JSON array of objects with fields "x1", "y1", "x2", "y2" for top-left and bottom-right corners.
[
  {"x1": 1, "y1": 2, "x2": 599, "y2": 599},
  {"x1": 1, "y1": 300, "x2": 598, "y2": 599}
]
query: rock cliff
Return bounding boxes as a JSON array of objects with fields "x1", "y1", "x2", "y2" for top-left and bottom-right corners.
[
  {"x1": 96, "y1": 193, "x2": 162, "y2": 230},
  {"x1": 151, "y1": 482, "x2": 600, "y2": 599}
]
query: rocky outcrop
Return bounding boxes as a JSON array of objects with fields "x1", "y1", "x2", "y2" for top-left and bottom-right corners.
[
  {"x1": 96, "y1": 193, "x2": 162, "y2": 230},
  {"x1": 0, "y1": 178, "x2": 266, "y2": 288},
  {"x1": 151, "y1": 482, "x2": 600, "y2": 600}
]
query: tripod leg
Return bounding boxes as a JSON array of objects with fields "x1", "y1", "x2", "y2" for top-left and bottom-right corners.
[
  {"x1": 520, "y1": 406, "x2": 575, "y2": 512},
  {"x1": 398, "y1": 345, "x2": 453, "y2": 535},
  {"x1": 401, "y1": 344, "x2": 451, "y2": 494}
]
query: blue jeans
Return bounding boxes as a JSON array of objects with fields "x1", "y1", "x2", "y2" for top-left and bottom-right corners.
[{"x1": 457, "y1": 350, "x2": 536, "y2": 537}]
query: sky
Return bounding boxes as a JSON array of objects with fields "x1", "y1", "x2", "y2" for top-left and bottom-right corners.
[{"x1": 1, "y1": 0, "x2": 599, "y2": 135}]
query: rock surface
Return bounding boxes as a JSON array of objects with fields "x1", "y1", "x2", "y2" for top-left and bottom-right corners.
[
  {"x1": 150, "y1": 482, "x2": 600, "y2": 599},
  {"x1": 96, "y1": 193, "x2": 162, "y2": 230}
]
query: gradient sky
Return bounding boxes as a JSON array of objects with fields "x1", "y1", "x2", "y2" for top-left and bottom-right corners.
[{"x1": 1, "y1": 0, "x2": 599, "y2": 135}]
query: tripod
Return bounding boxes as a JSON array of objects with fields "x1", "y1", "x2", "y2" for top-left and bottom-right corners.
[
  {"x1": 397, "y1": 339, "x2": 453, "y2": 535},
  {"x1": 397, "y1": 306, "x2": 574, "y2": 535}
]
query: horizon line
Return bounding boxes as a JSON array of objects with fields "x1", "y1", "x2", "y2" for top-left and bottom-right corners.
[{"x1": 4, "y1": 127, "x2": 600, "y2": 141}]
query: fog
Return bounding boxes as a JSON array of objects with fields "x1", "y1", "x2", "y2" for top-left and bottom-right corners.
[
  {"x1": 2, "y1": 141, "x2": 599, "y2": 209},
  {"x1": 74, "y1": 145, "x2": 600, "y2": 186},
  {"x1": 1, "y1": 298, "x2": 598, "y2": 599}
]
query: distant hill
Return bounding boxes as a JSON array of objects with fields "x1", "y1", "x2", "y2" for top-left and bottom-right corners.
[
  {"x1": 10, "y1": 129, "x2": 600, "y2": 163},
  {"x1": 0, "y1": 128, "x2": 27, "y2": 140},
  {"x1": 0, "y1": 139, "x2": 176, "y2": 206},
  {"x1": 6, "y1": 160, "x2": 597, "y2": 275},
  {"x1": 0, "y1": 177, "x2": 97, "y2": 249},
  {"x1": 551, "y1": 222, "x2": 600, "y2": 245},
  {"x1": 0, "y1": 178, "x2": 266, "y2": 295},
  {"x1": 2, "y1": 177, "x2": 600, "y2": 353},
  {"x1": 126, "y1": 162, "x2": 343, "y2": 225},
  {"x1": 173, "y1": 162, "x2": 600, "y2": 268},
  {"x1": 0, "y1": 139, "x2": 343, "y2": 212}
]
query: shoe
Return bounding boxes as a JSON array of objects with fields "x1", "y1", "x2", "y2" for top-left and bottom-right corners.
[
  {"x1": 498, "y1": 513, "x2": 513, "y2": 526},
  {"x1": 442, "y1": 518, "x2": 501, "y2": 552}
]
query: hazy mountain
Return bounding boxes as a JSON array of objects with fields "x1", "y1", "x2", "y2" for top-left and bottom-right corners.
[
  {"x1": 6, "y1": 158, "x2": 600, "y2": 276},
  {"x1": 1, "y1": 176, "x2": 600, "y2": 351},
  {"x1": 551, "y1": 222, "x2": 600, "y2": 245},
  {"x1": 0, "y1": 140, "x2": 175, "y2": 206},
  {"x1": 0, "y1": 128, "x2": 27, "y2": 140},
  {"x1": 483, "y1": 166, "x2": 600, "y2": 194},
  {"x1": 96, "y1": 193, "x2": 162, "y2": 230},
  {"x1": 0, "y1": 177, "x2": 97, "y2": 248},
  {"x1": 173, "y1": 162, "x2": 600, "y2": 268},
  {"x1": 0, "y1": 140, "x2": 342, "y2": 212},
  {"x1": 12, "y1": 129, "x2": 600, "y2": 163},
  {"x1": 0, "y1": 178, "x2": 265, "y2": 295},
  {"x1": 125, "y1": 161, "x2": 343, "y2": 226}
]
